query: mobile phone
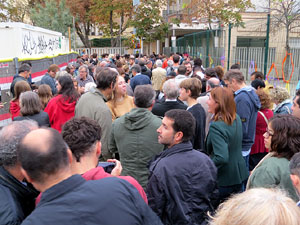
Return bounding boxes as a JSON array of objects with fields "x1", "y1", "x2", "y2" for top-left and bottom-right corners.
[{"x1": 97, "y1": 162, "x2": 116, "y2": 174}]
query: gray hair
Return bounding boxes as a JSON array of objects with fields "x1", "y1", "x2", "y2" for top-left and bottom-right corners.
[
  {"x1": 0, "y1": 120, "x2": 38, "y2": 167},
  {"x1": 134, "y1": 85, "x2": 155, "y2": 108},
  {"x1": 79, "y1": 65, "x2": 89, "y2": 73},
  {"x1": 167, "y1": 60, "x2": 173, "y2": 67},
  {"x1": 155, "y1": 60, "x2": 163, "y2": 67},
  {"x1": 20, "y1": 91, "x2": 41, "y2": 116},
  {"x1": 224, "y1": 69, "x2": 244, "y2": 84},
  {"x1": 163, "y1": 79, "x2": 179, "y2": 99},
  {"x1": 207, "y1": 78, "x2": 220, "y2": 89},
  {"x1": 131, "y1": 64, "x2": 141, "y2": 74}
]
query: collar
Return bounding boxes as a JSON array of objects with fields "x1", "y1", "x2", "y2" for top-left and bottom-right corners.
[
  {"x1": 90, "y1": 87, "x2": 107, "y2": 102},
  {"x1": 39, "y1": 175, "x2": 85, "y2": 206},
  {"x1": 165, "y1": 98, "x2": 177, "y2": 102}
]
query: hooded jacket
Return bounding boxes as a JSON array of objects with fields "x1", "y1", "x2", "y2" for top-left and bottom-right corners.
[
  {"x1": 235, "y1": 86, "x2": 261, "y2": 153},
  {"x1": 44, "y1": 95, "x2": 77, "y2": 132},
  {"x1": 10, "y1": 99, "x2": 20, "y2": 120},
  {"x1": 109, "y1": 108, "x2": 164, "y2": 189}
]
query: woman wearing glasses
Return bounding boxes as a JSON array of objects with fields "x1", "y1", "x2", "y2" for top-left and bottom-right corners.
[
  {"x1": 206, "y1": 87, "x2": 248, "y2": 203},
  {"x1": 247, "y1": 114, "x2": 300, "y2": 202}
]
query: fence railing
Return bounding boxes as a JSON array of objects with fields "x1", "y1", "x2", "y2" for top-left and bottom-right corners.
[{"x1": 75, "y1": 47, "x2": 128, "y2": 56}]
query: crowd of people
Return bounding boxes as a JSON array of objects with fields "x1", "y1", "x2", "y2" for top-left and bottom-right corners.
[{"x1": 1, "y1": 51, "x2": 300, "y2": 224}]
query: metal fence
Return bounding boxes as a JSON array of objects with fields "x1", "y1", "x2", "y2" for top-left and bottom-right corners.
[{"x1": 75, "y1": 47, "x2": 128, "y2": 56}]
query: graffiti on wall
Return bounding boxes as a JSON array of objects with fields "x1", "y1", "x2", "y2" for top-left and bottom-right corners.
[{"x1": 22, "y1": 31, "x2": 61, "y2": 56}]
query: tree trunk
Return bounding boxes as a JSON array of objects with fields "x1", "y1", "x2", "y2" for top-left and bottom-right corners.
[
  {"x1": 75, "y1": 21, "x2": 91, "y2": 48},
  {"x1": 284, "y1": 25, "x2": 290, "y2": 80},
  {"x1": 109, "y1": 10, "x2": 117, "y2": 47}
]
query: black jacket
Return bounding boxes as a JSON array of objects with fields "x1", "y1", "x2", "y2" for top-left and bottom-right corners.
[
  {"x1": 147, "y1": 142, "x2": 219, "y2": 225},
  {"x1": 13, "y1": 111, "x2": 50, "y2": 127},
  {"x1": 22, "y1": 175, "x2": 162, "y2": 225},
  {"x1": 152, "y1": 100, "x2": 187, "y2": 117},
  {"x1": 0, "y1": 166, "x2": 38, "y2": 225}
]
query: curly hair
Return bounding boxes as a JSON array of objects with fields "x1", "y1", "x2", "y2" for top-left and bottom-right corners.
[
  {"x1": 269, "y1": 86, "x2": 290, "y2": 104},
  {"x1": 62, "y1": 117, "x2": 102, "y2": 162},
  {"x1": 269, "y1": 114, "x2": 300, "y2": 160},
  {"x1": 256, "y1": 89, "x2": 271, "y2": 110}
]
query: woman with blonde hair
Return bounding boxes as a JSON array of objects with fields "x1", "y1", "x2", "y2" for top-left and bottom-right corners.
[
  {"x1": 38, "y1": 84, "x2": 53, "y2": 109},
  {"x1": 205, "y1": 87, "x2": 248, "y2": 203},
  {"x1": 210, "y1": 188, "x2": 300, "y2": 225},
  {"x1": 9, "y1": 80, "x2": 31, "y2": 120},
  {"x1": 270, "y1": 86, "x2": 292, "y2": 114},
  {"x1": 106, "y1": 75, "x2": 135, "y2": 121}
]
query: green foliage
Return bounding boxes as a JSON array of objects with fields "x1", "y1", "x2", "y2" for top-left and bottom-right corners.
[
  {"x1": 91, "y1": 37, "x2": 127, "y2": 47},
  {"x1": 30, "y1": 0, "x2": 73, "y2": 35},
  {"x1": 0, "y1": 0, "x2": 29, "y2": 22}
]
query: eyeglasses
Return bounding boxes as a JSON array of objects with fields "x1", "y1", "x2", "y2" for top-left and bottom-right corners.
[{"x1": 265, "y1": 128, "x2": 274, "y2": 137}]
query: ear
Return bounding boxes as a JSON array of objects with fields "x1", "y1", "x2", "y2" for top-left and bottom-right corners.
[
  {"x1": 96, "y1": 141, "x2": 101, "y2": 157},
  {"x1": 21, "y1": 167, "x2": 33, "y2": 184},
  {"x1": 67, "y1": 149, "x2": 73, "y2": 165},
  {"x1": 290, "y1": 174, "x2": 299, "y2": 187},
  {"x1": 174, "y1": 131, "x2": 183, "y2": 143}
]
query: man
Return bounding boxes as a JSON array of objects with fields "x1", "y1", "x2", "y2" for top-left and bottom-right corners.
[
  {"x1": 292, "y1": 89, "x2": 300, "y2": 119},
  {"x1": 41, "y1": 64, "x2": 60, "y2": 95},
  {"x1": 184, "y1": 61, "x2": 193, "y2": 77},
  {"x1": 174, "y1": 65, "x2": 188, "y2": 86},
  {"x1": 10, "y1": 64, "x2": 31, "y2": 97},
  {"x1": 109, "y1": 85, "x2": 164, "y2": 189},
  {"x1": 290, "y1": 152, "x2": 300, "y2": 206},
  {"x1": 139, "y1": 58, "x2": 152, "y2": 79},
  {"x1": 76, "y1": 65, "x2": 95, "y2": 94},
  {"x1": 151, "y1": 59, "x2": 166, "y2": 95},
  {"x1": 146, "y1": 60, "x2": 153, "y2": 71},
  {"x1": 130, "y1": 64, "x2": 151, "y2": 92},
  {"x1": 0, "y1": 121, "x2": 39, "y2": 224},
  {"x1": 147, "y1": 109, "x2": 218, "y2": 225},
  {"x1": 197, "y1": 77, "x2": 220, "y2": 136},
  {"x1": 224, "y1": 69, "x2": 261, "y2": 169},
  {"x1": 18, "y1": 128, "x2": 162, "y2": 225},
  {"x1": 75, "y1": 67, "x2": 117, "y2": 160},
  {"x1": 152, "y1": 79, "x2": 187, "y2": 117}
]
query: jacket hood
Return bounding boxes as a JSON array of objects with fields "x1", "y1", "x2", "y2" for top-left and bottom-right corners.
[
  {"x1": 81, "y1": 167, "x2": 111, "y2": 180},
  {"x1": 124, "y1": 108, "x2": 153, "y2": 130},
  {"x1": 10, "y1": 100, "x2": 20, "y2": 114},
  {"x1": 57, "y1": 95, "x2": 77, "y2": 113},
  {"x1": 235, "y1": 86, "x2": 261, "y2": 110}
]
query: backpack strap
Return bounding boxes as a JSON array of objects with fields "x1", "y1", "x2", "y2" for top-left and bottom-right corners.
[{"x1": 258, "y1": 111, "x2": 268, "y2": 125}]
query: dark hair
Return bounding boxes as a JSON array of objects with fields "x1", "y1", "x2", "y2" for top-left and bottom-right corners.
[
  {"x1": 251, "y1": 79, "x2": 266, "y2": 90},
  {"x1": 215, "y1": 66, "x2": 224, "y2": 80},
  {"x1": 94, "y1": 67, "x2": 118, "y2": 90},
  {"x1": 92, "y1": 53, "x2": 97, "y2": 58},
  {"x1": 251, "y1": 71, "x2": 264, "y2": 80},
  {"x1": 224, "y1": 69, "x2": 245, "y2": 84},
  {"x1": 290, "y1": 152, "x2": 300, "y2": 178},
  {"x1": 269, "y1": 114, "x2": 300, "y2": 160},
  {"x1": 173, "y1": 54, "x2": 180, "y2": 63},
  {"x1": 20, "y1": 91, "x2": 41, "y2": 116},
  {"x1": 194, "y1": 58, "x2": 202, "y2": 67},
  {"x1": 131, "y1": 64, "x2": 141, "y2": 74},
  {"x1": 62, "y1": 117, "x2": 101, "y2": 162},
  {"x1": 18, "y1": 64, "x2": 31, "y2": 73},
  {"x1": 18, "y1": 128, "x2": 69, "y2": 183},
  {"x1": 165, "y1": 109, "x2": 195, "y2": 142},
  {"x1": 296, "y1": 89, "x2": 300, "y2": 106},
  {"x1": 138, "y1": 59, "x2": 146, "y2": 67},
  {"x1": 205, "y1": 68, "x2": 218, "y2": 78},
  {"x1": 178, "y1": 65, "x2": 187, "y2": 75},
  {"x1": 230, "y1": 63, "x2": 240, "y2": 70},
  {"x1": 21, "y1": 61, "x2": 32, "y2": 67},
  {"x1": 134, "y1": 85, "x2": 155, "y2": 108},
  {"x1": 58, "y1": 75, "x2": 80, "y2": 103}
]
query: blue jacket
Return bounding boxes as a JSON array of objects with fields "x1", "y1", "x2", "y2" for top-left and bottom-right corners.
[
  {"x1": 235, "y1": 86, "x2": 261, "y2": 153},
  {"x1": 22, "y1": 175, "x2": 162, "y2": 225},
  {"x1": 147, "y1": 142, "x2": 219, "y2": 225},
  {"x1": 130, "y1": 74, "x2": 151, "y2": 91},
  {"x1": 41, "y1": 73, "x2": 57, "y2": 95},
  {"x1": 273, "y1": 99, "x2": 292, "y2": 115}
]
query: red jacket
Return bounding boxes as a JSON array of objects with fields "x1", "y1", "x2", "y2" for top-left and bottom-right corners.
[
  {"x1": 10, "y1": 99, "x2": 20, "y2": 120},
  {"x1": 36, "y1": 167, "x2": 147, "y2": 205},
  {"x1": 251, "y1": 108, "x2": 273, "y2": 155},
  {"x1": 44, "y1": 95, "x2": 77, "y2": 132}
]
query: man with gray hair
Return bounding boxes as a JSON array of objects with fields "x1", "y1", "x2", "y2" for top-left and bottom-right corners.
[
  {"x1": 151, "y1": 59, "x2": 166, "y2": 96},
  {"x1": 109, "y1": 85, "x2": 164, "y2": 189},
  {"x1": 0, "y1": 120, "x2": 39, "y2": 224},
  {"x1": 152, "y1": 79, "x2": 187, "y2": 117},
  {"x1": 130, "y1": 64, "x2": 151, "y2": 91},
  {"x1": 76, "y1": 64, "x2": 95, "y2": 94}
]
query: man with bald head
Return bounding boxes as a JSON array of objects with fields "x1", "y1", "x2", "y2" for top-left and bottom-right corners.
[
  {"x1": 18, "y1": 128, "x2": 162, "y2": 225},
  {"x1": 197, "y1": 77, "x2": 220, "y2": 136}
]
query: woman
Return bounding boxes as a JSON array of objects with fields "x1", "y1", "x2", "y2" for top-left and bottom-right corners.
[
  {"x1": 13, "y1": 91, "x2": 50, "y2": 127},
  {"x1": 44, "y1": 75, "x2": 80, "y2": 132},
  {"x1": 38, "y1": 84, "x2": 53, "y2": 109},
  {"x1": 249, "y1": 89, "x2": 273, "y2": 170},
  {"x1": 270, "y1": 86, "x2": 292, "y2": 114},
  {"x1": 205, "y1": 87, "x2": 248, "y2": 202},
  {"x1": 9, "y1": 81, "x2": 31, "y2": 120},
  {"x1": 247, "y1": 114, "x2": 300, "y2": 202},
  {"x1": 106, "y1": 75, "x2": 134, "y2": 121}
]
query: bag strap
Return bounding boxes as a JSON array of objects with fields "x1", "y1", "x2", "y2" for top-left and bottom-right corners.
[
  {"x1": 258, "y1": 111, "x2": 268, "y2": 125},
  {"x1": 284, "y1": 105, "x2": 291, "y2": 114}
]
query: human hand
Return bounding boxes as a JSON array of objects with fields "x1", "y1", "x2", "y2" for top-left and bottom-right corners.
[{"x1": 108, "y1": 159, "x2": 122, "y2": 176}]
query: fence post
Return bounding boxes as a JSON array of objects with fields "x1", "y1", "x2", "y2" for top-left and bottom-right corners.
[
  {"x1": 206, "y1": 29, "x2": 209, "y2": 68},
  {"x1": 227, "y1": 23, "x2": 232, "y2": 70},
  {"x1": 264, "y1": 13, "x2": 270, "y2": 79}
]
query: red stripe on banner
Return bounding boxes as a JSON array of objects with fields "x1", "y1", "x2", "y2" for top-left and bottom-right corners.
[
  {"x1": 0, "y1": 58, "x2": 77, "y2": 84},
  {"x1": 0, "y1": 113, "x2": 11, "y2": 120}
]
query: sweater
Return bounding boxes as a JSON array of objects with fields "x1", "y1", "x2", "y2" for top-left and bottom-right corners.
[{"x1": 106, "y1": 96, "x2": 135, "y2": 121}]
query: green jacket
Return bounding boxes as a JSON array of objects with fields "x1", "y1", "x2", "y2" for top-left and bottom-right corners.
[
  {"x1": 75, "y1": 87, "x2": 112, "y2": 160},
  {"x1": 205, "y1": 115, "x2": 248, "y2": 187},
  {"x1": 248, "y1": 156, "x2": 299, "y2": 202},
  {"x1": 109, "y1": 108, "x2": 164, "y2": 189}
]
